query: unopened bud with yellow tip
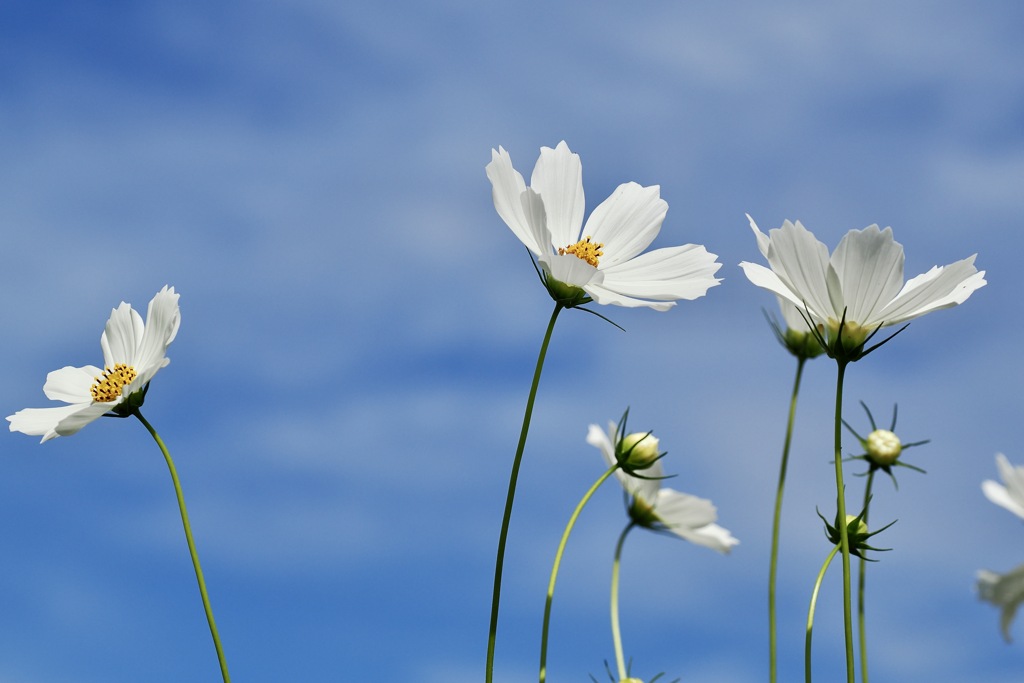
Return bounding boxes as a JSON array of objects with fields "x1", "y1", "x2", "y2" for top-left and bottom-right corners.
[
  {"x1": 618, "y1": 432, "x2": 660, "y2": 469},
  {"x1": 866, "y1": 429, "x2": 902, "y2": 466}
]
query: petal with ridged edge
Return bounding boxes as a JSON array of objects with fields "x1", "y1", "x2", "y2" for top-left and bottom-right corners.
[
  {"x1": 762, "y1": 220, "x2": 833, "y2": 320},
  {"x1": 829, "y1": 225, "x2": 905, "y2": 325},
  {"x1": 43, "y1": 365, "x2": 104, "y2": 403},
  {"x1": 100, "y1": 302, "x2": 145, "y2": 369},
  {"x1": 583, "y1": 182, "x2": 666, "y2": 267},
  {"x1": 7, "y1": 403, "x2": 98, "y2": 443},
  {"x1": 134, "y1": 285, "x2": 180, "y2": 383},
  {"x1": 530, "y1": 141, "x2": 584, "y2": 249},
  {"x1": 652, "y1": 488, "x2": 738, "y2": 553},
  {"x1": 877, "y1": 256, "x2": 986, "y2": 325},
  {"x1": 485, "y1": 147, "x2": 548, "y2": 256}
]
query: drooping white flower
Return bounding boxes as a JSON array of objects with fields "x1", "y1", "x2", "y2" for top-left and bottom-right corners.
[
  {"x1": 982, "y1": 454, "x2": 1024, "y2": 521},
  {"x1": 8, "y1": 286, "x2": 180, "y2": 442},
  {"x1": 978, "y1": 564, "x2": 1024, "y2": 642},
  {"x1": 587, "y1": 422, "x2": 738, "y2": 553},
  {"x1": 486, "y1": 141, "x2": 722, "y2": 311},
  {"x1": 739, "y1": 215, "x2": 986, "y2": 352}
]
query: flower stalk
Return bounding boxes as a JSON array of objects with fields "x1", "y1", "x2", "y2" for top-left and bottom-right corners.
[
  {"x1": 539, "y1": 463, "x2": 619, "y2": 683},
  {"x1": 135, "y1": 409, "x2": 230, "y2": 683},
  {"x1": 486, "y1": 303, "x2": 563, "y2": 683},
  {"x1": 611, "y1": 522, "x2": 637, "y2": 682},
  {"x1": 768, "y1": 356, "x2": 807, "y2": 683},
  {"x1": 832, "y1": 359, "x2": 855, "y2": 683}
]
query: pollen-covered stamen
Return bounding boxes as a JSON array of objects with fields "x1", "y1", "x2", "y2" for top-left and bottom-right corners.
[
  {"x1": 558, "y1": 236, "x2": 604, "y2": 267},
  {"x1": 90, "y1": 363, "x2": 138, "y2": 403}
]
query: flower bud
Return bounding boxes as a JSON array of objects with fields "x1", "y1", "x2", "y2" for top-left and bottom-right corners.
[
  {"x1": 783, "y1": 326, "x2": 825, "y2": 359},
  {"x1": 866, "y1": 429, "x2": 902, "y2": 466},
  {"x1": 619, "y1": 432, "x2": 660, "y2": 469},
  {"x1": 845, "y1": 514, "x2": 868, "y2": 538}
]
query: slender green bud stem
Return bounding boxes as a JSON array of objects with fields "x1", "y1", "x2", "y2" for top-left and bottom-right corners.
[
  {"x1": 858, "y1": 470, "x2": 876, "y2": 683},
  {"x1": 769, "y1": 356, "x2": 807, "y2": 683},
  {"x1": 806, "y1": 545, "x2": 840, "y2": 683},
  {"x1": 487, "y1": 304, "x2": 563, "y2": 683},
  {"x1": 539, "y1": 463, "x2": 619, "y2": 683},
  {"x1": 134, "y1": 410, "x2": 231, "y2": 683},
  {"x1": 832, "y1": 360, "x2": 855, "y2": 682},
  {"x1": 611, "y1": 521, "x2": 636, "y2": 682}
]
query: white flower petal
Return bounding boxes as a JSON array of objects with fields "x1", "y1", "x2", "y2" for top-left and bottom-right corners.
[
  {"x1": 743, "y1": 218, "x2": 984, "y2": 339},
  {"x1": 978, "y1": 564, "x2": 1024, "y2": 642},
  {"x1": 587, "y1": 422, "x2": 617, "y2": 468},
  {"x1": 583, "y1": 182, "x2": 666, "y2": 267},
  {"x1": 7, "y1": 403, "x2": 98, "y2": 443},
  {"x1": 134, "y1": 285, "x2": 180, "y2": 382},
  {"x1": 100, "y1": 302, "x2": 145, "y2": 368},
  {"x1": 540, "y1": 253, "x2": 600, "y2": 289},
  {"x1": 531, "y1": 141, "x2": 585, "y2": 248},
  {"x1": 485, "y1": 146, "x2": 547, "y2": 256},
  {"x1": 594, "y1": 244, "x2": 722, "y2": 306},
  {"x1": 878, "y1": 256, "x2": 986, "y2": 325},
  {"x1": 982, "y1": 454, "x2": 1024, "y2": 520},
  {"x1": 778, "y1": 297, "x2": 814, "y2": 332},
  {"x1": 53, "y1": 402, "x2": 114, "y2": 438},
  {"x1": 652, "y1": 489, "x2": 738, "y2": 553},
  {"x1": 42, "y1": 365, "x2": 103, "y2": 403},
  {"x1": 982, "y1": 481, "x2": 1024, "y2": 520},
  {"x1": 829, "y1": 226, "x2": 905, "y2": 325},
  {"x1": 747, "y1": 214, "x2": 771, "y2": 258},
  {"x1": 760, "y1": 220, "x2": 834, "y2": 319}
]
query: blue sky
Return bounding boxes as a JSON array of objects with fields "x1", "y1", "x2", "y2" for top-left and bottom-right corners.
[{"x1": 0, "y1": 0, "x2": 1022, "y2": 681}]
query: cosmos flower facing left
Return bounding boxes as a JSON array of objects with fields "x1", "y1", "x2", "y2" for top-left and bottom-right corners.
[
  {"x1": 8, "y1": 286, "x2": 180, "y2": 442},
  {"x1": 587, "y1": 422, "x2": 738, "y2": 553},
  {"x1": 486, "y1": 141, "x2": 722, "y2": 310}
]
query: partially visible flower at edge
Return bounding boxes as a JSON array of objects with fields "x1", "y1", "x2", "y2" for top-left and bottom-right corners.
[
  {"x1": 982, "y1": 454, "x2": 1024, "y2": 521},
  {"x1": 7, "y1": 286, "x2": 181, "y2": 442},
  {"x1": 487, "y1": 141, "x2": 722, "y2": 311},
  {"x1": 739, "y1": 215, "x2": 986, "y2": 357},
  {"x1": 587, "y1": 422, "x2": 738, "y2": 553},
  {"x1": 978, "y1": 563, "x2": 1024, "y2": 642}
]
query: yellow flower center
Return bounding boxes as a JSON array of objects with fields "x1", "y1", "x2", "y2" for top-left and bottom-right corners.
[
  {"x1": 90, "y1": 363, "x2": 137, "y2": 403},
  {"x1": 558, "y1": 236, "x2": 604, "y2": 267}
]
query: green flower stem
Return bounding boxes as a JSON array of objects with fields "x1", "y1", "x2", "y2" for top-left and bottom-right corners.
[
  {"x1": 487, "y1": 303, "x2": 563, "y2": 683},
  {"x1": 611, "y1": 521, "x2": 637, "y2": 682},
  {"x1": 134, "y1": 410, "x2": 231, "y2": 683},
  {"x1": 539, "y1": 463, "x2": 618, "y2": 683},
  {"x1": 769, "y1": 356, "x2": 807, "y2": 683},
  {"x1": 832, "y1": 359, "x2": 855, "y2": 683},
  {"x1": 858, "y1": 470, "x2": 876, "y2": 683},
  {"x1": 805, "y1": 544, "x2": 840, "y2": 683}
]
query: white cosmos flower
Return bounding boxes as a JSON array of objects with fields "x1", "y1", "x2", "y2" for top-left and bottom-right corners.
[
  {"x1": 8, "y1": 286, "x2": 180, "y2": 442},
  {"x1": 978, "y1": 564, "x2": 1024, "y2": 642},
  {"x1": 587, "y1": 422, "x2": 738, "y2": 553},
  {"x1": 486, "y1": 141, "x2": 722, "y2": 311},
  {"x1": 982, "y1": 454, "x2": 1024, "y2": 521},
  {"x1": 739, "y1": 215, "x2": 986, "y2": 351}
]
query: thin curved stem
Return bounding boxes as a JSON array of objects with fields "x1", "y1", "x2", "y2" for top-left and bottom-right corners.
[
  {"x1": 769, "y1": 356, "x2": 807, "y2": 683},
  {"x1": 832, "y1": 360, "x2": 855, "y2": 682},
  {"x1": 611, "y1": 521, "x2": 636, "y2": 682},
  {"x1": 858, "y1": 470, "x2": 876, "y2": 683},
  {"x1": 805, "y1": 545, "x2": 841, "y2": 683},
  {"x1": 539, "y1": 464, "x2": 619, "y2": 683},
  {"x1": 487, "y1": 303, "x2": 563, "y2": 683},
  {"x1": 134, "y1": 410, "x2": 231, "y2": 683}
]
